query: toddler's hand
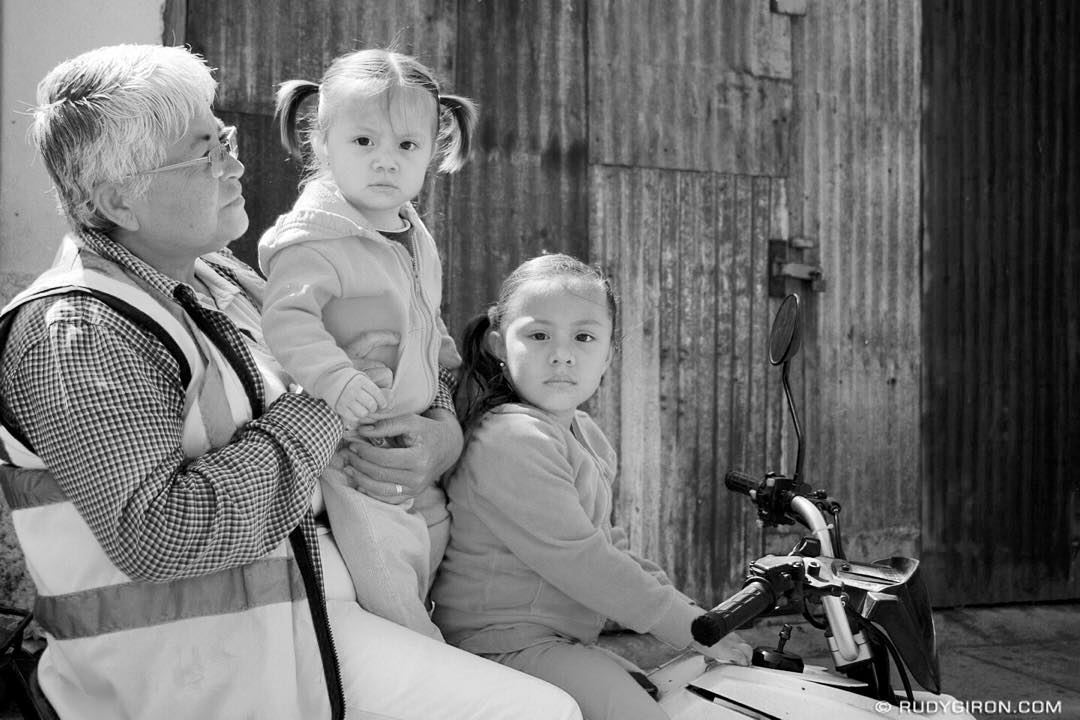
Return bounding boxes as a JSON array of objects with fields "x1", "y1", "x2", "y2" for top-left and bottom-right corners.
[
  {"x1": 345, "y1": 331, "x2": 400, "y2": 391},
  {"x1": 353, "y1": 359, "x2": 393, "y2": 390},
  {"x1": 335, "y1": 373, "x2": 388, "y2": 425},
  {"x1": 691, "y1": 632, "x2": 753, "y2": 666}
]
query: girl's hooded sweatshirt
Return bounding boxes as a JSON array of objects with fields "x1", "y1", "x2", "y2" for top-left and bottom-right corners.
[
  {"x1": 258, "y1": 178, "x2": 460, "y2": 418},
  {"x1": 432, "y1": 404, "x2": 705, "y2": 654}
]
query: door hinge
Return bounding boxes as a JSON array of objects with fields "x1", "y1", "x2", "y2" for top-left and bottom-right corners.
[{"x1": 769, "y1": 239, "x2": 825, "y2": 297}]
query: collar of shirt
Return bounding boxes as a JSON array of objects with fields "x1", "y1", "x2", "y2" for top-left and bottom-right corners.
[{"x1": 77, "y1": 229, "x2": 190, "y2": 302}]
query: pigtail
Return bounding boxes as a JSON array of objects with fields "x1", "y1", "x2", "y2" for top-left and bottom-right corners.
[
  {"x1": 436, "y1": 93, "x2": 478, "y2": 173},
  {"x1": 456, "y1": 312, "x2": 519, "y2": 431},
  {"x1": 275, "y1": 79, "x2": 321, "y2": 157}
]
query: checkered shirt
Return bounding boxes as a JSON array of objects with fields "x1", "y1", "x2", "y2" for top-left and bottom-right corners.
[
  {"x1": 0, "y1": 230, "x2": 345, "y2": 582},
  {"x1": 433, "y1": 366, "x2": 458, "y2": 414}
]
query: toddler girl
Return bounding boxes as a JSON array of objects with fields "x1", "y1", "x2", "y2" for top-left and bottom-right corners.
[
  {"x1": 259, "y1": 48, "x2": 476, "y2": 639},
  {"x1": 431, "y1": 254, "x2": 751, "y2": 719}
]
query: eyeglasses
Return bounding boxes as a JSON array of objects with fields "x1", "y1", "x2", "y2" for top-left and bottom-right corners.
[{"x1": 136, "y1": 126, "x2": 239, "y2": 179}]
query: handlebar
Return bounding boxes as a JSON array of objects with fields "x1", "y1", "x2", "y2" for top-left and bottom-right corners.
[
  {"x1": 723, "y1": 470, "x2": 758, "y2": 496},
  {"x1": 722, "y1": 469, "x2": 863, "y2": 664},
  {"x1": 691, "y1": 578, "x2": 775, "y2": 647}
]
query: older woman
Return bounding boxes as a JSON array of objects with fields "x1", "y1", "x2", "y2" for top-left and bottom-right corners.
[{"x1": 0, "y1": 44, "x2": 580, "y2": 720}]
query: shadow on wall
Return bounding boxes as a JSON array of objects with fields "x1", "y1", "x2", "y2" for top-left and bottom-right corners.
[
  {"x1": 0, "y1": 274, "x2": 38, "y2": 307},
  {"x1": 1, "y1": 272, "x2": 40, "y2": 616},
  {"x1": 0, "y1": 498, "x2": 34, "y2": 617}
]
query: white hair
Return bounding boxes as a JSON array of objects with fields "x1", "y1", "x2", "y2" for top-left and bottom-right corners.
[{"x1": 29, "y1": 44, "x2": 217, "y2": 231}]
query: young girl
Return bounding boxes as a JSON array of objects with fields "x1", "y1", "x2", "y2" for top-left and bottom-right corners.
[
  {"x1": 431, "y1": 254, "x2": 751, "y2": 719},
  {"x1": 259, "y1": 48, "x2": 477, "y2": 639}
]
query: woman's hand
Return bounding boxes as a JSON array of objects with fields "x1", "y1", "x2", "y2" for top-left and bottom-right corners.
[{"x1": 335, "y1": 408, "x2": 463, "y2": 504}]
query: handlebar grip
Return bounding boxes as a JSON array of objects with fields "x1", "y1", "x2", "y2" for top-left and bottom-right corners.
[
  {"x1": 691, "y1": 579, "x2": 775, "y2": 647},
  {"x1": 724, "y1": 470, "x2": 759, "y2": 496}
]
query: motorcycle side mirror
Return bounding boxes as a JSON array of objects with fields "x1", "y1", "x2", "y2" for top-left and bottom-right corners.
[
  {"x1": 769, "y1": 293, "x2": 802, "y2": 366},
  {"x1": 769, "y1": 293, "x2": 806, "y2": 485}
]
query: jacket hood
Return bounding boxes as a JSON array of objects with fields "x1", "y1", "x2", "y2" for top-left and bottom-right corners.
[{"x1": 258, "y1": 178, "x2": 418, "y2": 271}]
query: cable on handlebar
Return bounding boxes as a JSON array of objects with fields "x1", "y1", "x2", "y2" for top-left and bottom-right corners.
[
  {"x1": 848, "y1": 610, "x2": 915, "y2": 705},
  {"x1": 801, "y1": 596, "x2": 829, "y2": 630},
  {"x1": 829, "y1": 503, "x2": 845, "y2": 560}
]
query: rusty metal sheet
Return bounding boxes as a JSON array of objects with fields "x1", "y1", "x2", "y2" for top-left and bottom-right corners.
[
  {"x1": 437, "y1": 0, "x2": 589, "y2": 336},
  {"x1": 591, "y1": 167, "x2": 789, "y2": 600},
  {"x1": 587, "y1": 0, "x2": 793, "y2": 175},
  {"x1": 218, "y1": 111, "x2": 303, "y2": 267},
  {"x1": 187, "y1": 0, "x2": 457, "y2": 117},
  {"x1": 788, "y1": 0, "x2": 922, "y2": 573}
]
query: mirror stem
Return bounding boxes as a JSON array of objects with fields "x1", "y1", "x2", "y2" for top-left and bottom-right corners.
[{"x1": 781, "y1": 360, "x2": 805, "y2": 483}]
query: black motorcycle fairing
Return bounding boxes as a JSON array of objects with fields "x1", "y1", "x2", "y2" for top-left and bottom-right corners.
[{"x1": 836, "y1": 557, "x2": 942, "y2": 694}]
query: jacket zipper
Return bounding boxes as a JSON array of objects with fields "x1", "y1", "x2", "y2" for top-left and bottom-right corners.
[{"x1": 402, "y1": 232, "x2": 438, "y2": 399}]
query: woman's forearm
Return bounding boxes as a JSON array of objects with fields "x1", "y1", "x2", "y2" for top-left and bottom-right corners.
[{"x1": 423, "y1": 406, "x2": 463, "y2": 477}]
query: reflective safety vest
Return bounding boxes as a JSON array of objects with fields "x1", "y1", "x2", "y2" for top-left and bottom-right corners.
[{"x1": 0, "y1": 236, "x2": 344, "y2": 720}]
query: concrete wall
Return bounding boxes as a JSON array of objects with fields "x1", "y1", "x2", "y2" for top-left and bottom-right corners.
[
  {"x1": 0, "y1": 0, "x2": 165, "y2": 299},
  {"x1": 0, "y1": 0, "x2": 165, "y2": 612}
]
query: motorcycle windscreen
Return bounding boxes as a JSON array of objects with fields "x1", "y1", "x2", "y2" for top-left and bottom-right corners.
[{"x1": 837, "y1": 557, "x2": 942, "y2": 693}]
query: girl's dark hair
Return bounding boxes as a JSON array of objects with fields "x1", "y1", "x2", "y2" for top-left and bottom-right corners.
[
  {"x1": 456, "y1": 253, "x2": 618, "y2": 431},
  {"x1": 275, "y1": 48, "x2": 478, "y2": 184}
]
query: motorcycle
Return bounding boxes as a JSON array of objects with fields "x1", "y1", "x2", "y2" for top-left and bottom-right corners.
[{"x1": 645, "y1": 293, "x2": 975, "y2": 719}]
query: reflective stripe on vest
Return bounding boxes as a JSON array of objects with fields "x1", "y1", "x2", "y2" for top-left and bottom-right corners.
[
  {"x1": 0, "y1": 466, "x2": 65, "y2": 509},
  {"x1": 0, "y1": 469, "x2": 306, "y2": 639},
  {"x1": 37, "y1": 552, "x2": 305, "y2": 640}
]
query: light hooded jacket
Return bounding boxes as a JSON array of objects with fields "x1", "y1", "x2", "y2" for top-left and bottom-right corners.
[
  {"x1": 431, "y1": 404, "x2": 706, "y2": 655},
  {"x1": 258, "y1": 178, "x2": 461, "y2": 419},
  {"x1": 0, "y1": 234, "x2": 344, "y2": 719}
]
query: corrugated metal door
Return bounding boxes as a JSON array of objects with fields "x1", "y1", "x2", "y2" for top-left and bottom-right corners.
[
  {"x1": 586, "y1": 1, "x2": 799, "y2": 601},
  {"x1": 920, "y1": 0, "x2": 1080, "y2": 604},
  {"x1": 790, "y1": 0, "x2": 924, "y2": 575}
]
